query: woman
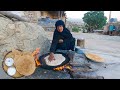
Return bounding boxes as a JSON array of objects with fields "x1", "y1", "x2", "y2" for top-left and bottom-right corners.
[{"x1": 48, "y1": 20, "x2": 75, "y2": 61}]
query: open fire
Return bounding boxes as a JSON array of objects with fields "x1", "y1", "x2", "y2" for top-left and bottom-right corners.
[{"x1": 32, "y1": 49, "x2": 72, "y2": 71}]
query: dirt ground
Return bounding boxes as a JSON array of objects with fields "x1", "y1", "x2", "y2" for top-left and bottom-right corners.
[
  {"x1": 1, "y1": 31, "x2": 120, "y2": 79},
  {"x1": 46, "y1": 31, "x2": 120, "y2": 79},
  {"x1": 72, "y1": 32, "x2": 120, "y2": 79}
]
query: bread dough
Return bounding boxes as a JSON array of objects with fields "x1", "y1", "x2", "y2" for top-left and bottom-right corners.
[
  {"x1": 7, "y1": 67, "x2": 16, "y2": 76},
  {"x1": 5, "y1": 58, "x2": 14, "y2": 67},
  {"x1": 45, "y1": 54, "x2": 65, "y2": 66}
]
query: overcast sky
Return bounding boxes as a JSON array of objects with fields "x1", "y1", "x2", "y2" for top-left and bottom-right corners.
[{"x1": 66, "y1": 11, "x2": 120, "y2": 21}]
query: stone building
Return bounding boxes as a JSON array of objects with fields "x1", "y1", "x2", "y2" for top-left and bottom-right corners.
[
  {"x1": 23, "y1": 11, "x2": 66, "y2": 23},
  {"x1": 23, "y1": 11, "x2": 66, "y2": 31},
  {"x1": 10, "y1": 11, "x2": 66, "y2": 31}
]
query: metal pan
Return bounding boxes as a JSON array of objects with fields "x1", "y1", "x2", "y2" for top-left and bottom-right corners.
[{"x1": 38, "y1": 52, "x2": 70, "y2": 70}]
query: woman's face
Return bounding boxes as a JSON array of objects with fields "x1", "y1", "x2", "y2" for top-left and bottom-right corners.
[{"x1": 57, "y1": 25, "x2": 63, "y2": 32}]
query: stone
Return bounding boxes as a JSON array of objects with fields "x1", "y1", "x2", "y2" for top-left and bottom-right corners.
[
  {"x1": 7, "y1": 23, "x2": 16, "y2": 30},
  {"x1": 0, "y1": 16, "x2": 51, "y2": 79}
]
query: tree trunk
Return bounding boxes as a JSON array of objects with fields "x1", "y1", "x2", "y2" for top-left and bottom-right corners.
[{"x1": 0, "y1": 11, "x2": 30, "y2": 22}]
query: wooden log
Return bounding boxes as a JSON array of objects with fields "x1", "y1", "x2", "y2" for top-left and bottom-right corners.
[
  {"x1": 0, "y1": 11, "x2": 30, "y2": 22},
  {"x1": 77, "y1": 38, "x2": 85, "y2": 48}
]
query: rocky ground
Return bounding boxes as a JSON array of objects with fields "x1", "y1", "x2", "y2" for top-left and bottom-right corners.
[
  {"x1": 1, "y1": 31, "x2": 120, "y2": 79},
  {"x1": 72, "y1": 32, "x2": 120, "y2": 79}
]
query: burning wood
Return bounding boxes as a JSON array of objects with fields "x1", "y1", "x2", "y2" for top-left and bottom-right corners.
[
  {"x1": 53, "y1": 64, "x2": 72, "y2": 71},
  {"x1": 32, "y1": 48, "x2": 41, "y2": 67}
]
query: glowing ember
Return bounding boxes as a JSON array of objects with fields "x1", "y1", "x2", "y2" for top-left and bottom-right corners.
[
  {"x1": 54, "y1": 64, "x2": 72, "y2": 71},
  {"x1": 32, "y1": 48, "x2": 41, "y2": 66}
]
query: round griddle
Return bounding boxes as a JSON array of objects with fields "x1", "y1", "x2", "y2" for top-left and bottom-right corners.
[{"x1": 39, "y1": 52, "x2": 70, "y2": 70}]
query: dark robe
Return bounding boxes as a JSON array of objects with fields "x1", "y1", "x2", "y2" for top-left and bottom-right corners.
[{"x1": 50, "y1": 20, "x2": 75, "y2": 53}]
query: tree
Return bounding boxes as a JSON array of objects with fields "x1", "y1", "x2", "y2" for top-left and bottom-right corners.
[
  {"x1": 82, "y1": 11, "x2": 107, "y2": 30},
  {"x1": 72, "y1": 26, "x2": 80, "y2": 32}
]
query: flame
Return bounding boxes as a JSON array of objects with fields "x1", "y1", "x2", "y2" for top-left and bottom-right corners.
[
  {"x1": 32, "y1": 48, "x2": 72, "y2": 70},
  {"x1": 54, "y1": 64, "x2": 72, "y2": 71},
  {"x1": 32, "y1": 48, "x2": 41, "y2": 67}
]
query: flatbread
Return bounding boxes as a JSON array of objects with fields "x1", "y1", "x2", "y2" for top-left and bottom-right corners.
[
  {"x1": 45, "y1": 54, "x2": 65, "y2": 66},
  {"x1": 11, "y1": 49, "x2": 22, "y2": 56},
  {"x1": 85, "y1": 53, "x2": 104, "y2": 62},
  {"x1": 14, "y1": 55, "x2": 36, "y2": 76}
]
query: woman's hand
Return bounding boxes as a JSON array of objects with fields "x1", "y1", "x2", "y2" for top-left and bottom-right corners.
[
  {"x1": 48, "y1": 52, "x2": 55, "y2": 62},
  {"x1": 59, "y1": 39, "x2": 63, "y2": 43}
]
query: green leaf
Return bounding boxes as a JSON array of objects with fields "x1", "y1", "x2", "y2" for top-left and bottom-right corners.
[{"x1": 82, "y1": 11, "x2": 107, "y2": 30}]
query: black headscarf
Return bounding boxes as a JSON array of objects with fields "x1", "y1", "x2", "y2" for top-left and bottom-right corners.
[{"x1": 55, "y1": 20, "x2": 65, "y2": 30}]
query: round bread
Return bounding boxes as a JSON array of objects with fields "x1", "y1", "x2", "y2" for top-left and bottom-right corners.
[
  {"x1": 85, "y1": 53, "x2": 104, "y2": 62},
  {"x1": 14, "y1": 55, "x2": 36, "y2": 76},
  {"x1": 45, "y1": 54, "x2": 65, "y2": 66}
]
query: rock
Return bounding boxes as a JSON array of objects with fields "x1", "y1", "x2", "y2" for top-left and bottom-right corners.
[
  {"x1": 71, "y1": 72, "x2": 104, "y2": 79},
  {"x1": 0, "y1": 16, "x2": 51, "y2": 78},
  {"x1": 7, "y1": 24, "x2": 16, "y2": 30},
  {"x1": 24, "y1": 67, "x2": 71, "y2": 79},
  {"x1": 73, "y1": 53, "x2": 89, "y2": 66},
  {"x1": 69, "y1": 52, "x2": 105, "y2": 79}
]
